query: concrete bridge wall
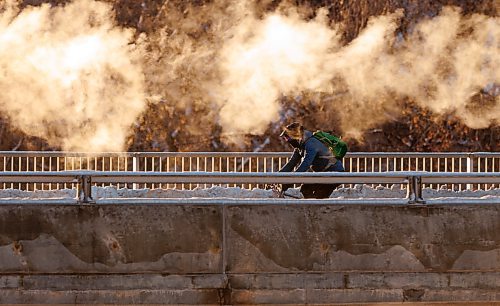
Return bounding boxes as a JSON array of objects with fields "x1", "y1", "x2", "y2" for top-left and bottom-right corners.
[{"x1": 0, "y1": 201, "x2": 499, "y2": 304}]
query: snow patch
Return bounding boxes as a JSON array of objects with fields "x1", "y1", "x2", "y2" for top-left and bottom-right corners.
[{"x1": 0, "y1": 185, "x2": 497, "y2": 200}]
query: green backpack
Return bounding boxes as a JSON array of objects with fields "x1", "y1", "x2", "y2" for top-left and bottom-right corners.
[{"x1": 313, "y1": 130, "x2": 348, "y2": 159}]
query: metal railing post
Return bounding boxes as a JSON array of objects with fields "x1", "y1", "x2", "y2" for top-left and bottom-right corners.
[
  {"x1": 415, "y1": 175, "x2": 425, "y2": 204},
  {"x1": 407, "y1": 175, "x2": 425, "y2": 204},
  {"x1": 407, "y1": 176, "x2": 416, "y2": 204},
  {"x1": 466, "y1": 153, "x2": 473, "y2": 190},
  {"x1": 78, "y1": 175, "x2": 94, "y2": 204},
  {"x1": 132, "y1": 153, "x2": 138, "y2": 190}
]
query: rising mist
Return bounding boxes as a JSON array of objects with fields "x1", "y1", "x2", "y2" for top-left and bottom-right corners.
[
  {"x1": 0, "y1": 0, "x2": 498, "y2": 151},
  {"x1": 0, "y1": 0, "x2": 145, "y2": 152}
]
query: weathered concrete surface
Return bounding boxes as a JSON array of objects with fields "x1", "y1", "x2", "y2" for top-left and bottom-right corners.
[
  {"x1": 226, "y1": 204, "x2": 500, "y2": 272},
  {"x1": 0, "y1": 202, "x2": 499, "y2": 304},
  {"x1": 0, "y1": 204, "x2": 222, "y2": 273}
]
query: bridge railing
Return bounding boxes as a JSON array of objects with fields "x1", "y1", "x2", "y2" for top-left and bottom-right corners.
[
  {"x1": 0, "y1": 152, "x2": 498, "y2": 191},
  {"x1": 0, "y1": 171, "x2": 498, "y2": 204}
]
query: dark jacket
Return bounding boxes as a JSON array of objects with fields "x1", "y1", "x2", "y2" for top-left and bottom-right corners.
[{"x1": 280, "y1": 130, "x2": 344, "y2": 173}]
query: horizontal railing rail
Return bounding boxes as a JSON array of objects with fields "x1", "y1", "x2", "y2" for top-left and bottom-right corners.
[
  {"x1": 0, "y1": 151, "x2": 498, "y2": 157},
  {"x1": 0, "y1": 171, "x2": 498, "y2": 204},
  {"x1": 0, "y1": 171, "x2": 412, "y2": 184},
  {"x1": 0, "y1": 151, "x2": 498, "y2": 163}
]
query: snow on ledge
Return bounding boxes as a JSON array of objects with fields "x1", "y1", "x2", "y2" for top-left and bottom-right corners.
[{"x1": 0, "y1": 184, "x2": 497, "y2": 202}]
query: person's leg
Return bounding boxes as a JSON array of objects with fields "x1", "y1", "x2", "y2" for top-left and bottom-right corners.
[
  {"x1": 300, "y1": 184, "x2": 336, "y2": 198},
  {"x1": 300, "y1": 184, "x2": 317, "y2": 198},
  {"x1": 318, "y1": 160, "x2": 344, "y2": 198},
  {"x1": 301, "y1": 161, "x2": 345, "y2": 199},
  {"x1": 280, "y1": 184, "x2": 294, "y2": 193},
  {"x1": 313, "y1": 184, "x2": 336, "y2": 198}
]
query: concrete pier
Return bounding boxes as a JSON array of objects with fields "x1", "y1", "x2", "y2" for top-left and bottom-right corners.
[{"x1": 0, "y1": 200, "x2": 499, "y2": 304}]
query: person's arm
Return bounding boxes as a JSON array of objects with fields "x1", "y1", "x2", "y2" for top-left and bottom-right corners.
[
  {"x1": 295, "y1": 142, "x2": 318, "y2": 172},
  {"x1": 279, "y1": 149, "x2": 301, "y2": 172}
]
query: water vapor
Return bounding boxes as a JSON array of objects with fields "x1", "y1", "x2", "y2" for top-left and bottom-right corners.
[
  {"x1": 0, "y1": 0, "x2": 145, "y2": 152},
  {"x1": 217, "y1": 8, "x2": 338, "y2": 134},
  {"x1": 149, "y1": 1, "x2": 498, "y2": 140},
  {"x1": 1, "y1": 0, "x2": 497, "y2": 151},
  {"x1": 332, "y1": 7, "x2": 499, "y2": 132}
]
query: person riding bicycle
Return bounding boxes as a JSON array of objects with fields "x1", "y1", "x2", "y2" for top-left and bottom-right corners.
[{"x1": 279, "y1": 122, "x2": 344, "y2": 198}]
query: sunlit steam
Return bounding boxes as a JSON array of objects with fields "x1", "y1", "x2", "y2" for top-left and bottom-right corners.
[
  {"x1": 348, "y1": 7, "x2": 497, "y2": 132},
  {"x1": 151, "y1": 1, "x2": 498, "y2": 140},
  {"x1": 1, "y1": 0, "x2": 497, "y2": 151},
  {"x1": 0, "y1": 0, "x2": 145, "y2": 152},
  {"x1": 217, "y1": 9, "x2": 337, "y2": 134}
]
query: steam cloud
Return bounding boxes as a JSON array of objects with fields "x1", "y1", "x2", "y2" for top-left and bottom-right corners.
[
  {"x1": 329, "y1": 7, "x2": 499, "y2": 133},
  {"x1": 148, "y1": 1, "x2": 498, "y2": 140},
  {"x1": 0, "y1": 0, "x2": 498, "y2": 151},
  {"x1": 217, "y1": 8, "x2": 337, "y2": 134},
  {"x1": 0, "y1": 0, "x2": 145, "y2": 152}
]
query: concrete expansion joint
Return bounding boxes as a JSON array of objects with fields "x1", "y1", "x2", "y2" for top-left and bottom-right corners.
[
  {"x1": 217, "y1": 274, "x2": 231, "y2": 305},
  {"x1": 77, "y1": 198, "x2": 96, "y2": 205},
  {"x1": 343, "y1": 273, "x2": 350, "y2": 289},
  {"x1": 17, "y1": 275, "x2": 24, "y2": 289}
]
